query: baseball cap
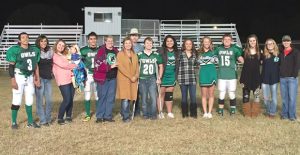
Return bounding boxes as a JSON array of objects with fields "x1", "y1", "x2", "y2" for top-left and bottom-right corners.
[{"x1": 282, "y1": 35, "x2": 291, "y2": 42}]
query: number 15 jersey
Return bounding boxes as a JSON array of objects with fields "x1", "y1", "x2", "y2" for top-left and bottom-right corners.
[{"x1": 214, "y1": 44, "x2": 242, "y2": 80}]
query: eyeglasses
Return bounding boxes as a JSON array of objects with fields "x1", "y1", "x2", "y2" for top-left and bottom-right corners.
[{"x1": 266, "y1": 43, "x2": 274, "y2": 46}]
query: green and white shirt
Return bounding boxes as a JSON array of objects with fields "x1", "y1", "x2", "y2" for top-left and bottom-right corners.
[
  {"x1": 161, "y1": 51, "x2": 176, "y2": 86},
  {"x1": 137, "y1": 50, "x2": 163, "y2": 80},
  {"x1": 6, "y1": 45, "x2": 40, "y2": 77},
  {"x1": 214, "y1": 44, "x2": 243, "y2": 79},
  {"x1": 80, "y1": 46, "x2": 99, "y2": 74}
]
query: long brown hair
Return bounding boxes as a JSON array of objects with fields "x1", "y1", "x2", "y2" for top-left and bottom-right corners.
[
  {"x1": 263, "y1": 38, "x2": 279, "y2": 58},
  {"x1": 244, "y1": 34, "x2": 260, "y2": 59},
  {"x1": 198, "y1": 36, "x2": 214, "y2": 53},
  {"x1": 182, "y1": 39, "x2": 198, "y2": 58},
  {"x1": 53, "y1": 39, "x2": 68, "y2": 55},
  {"x1": 122, "y1": 37, "x2": 134, "y2": 53},
  {"x1": 35, "y1": 34, "x2": 50, "y2": 51}
]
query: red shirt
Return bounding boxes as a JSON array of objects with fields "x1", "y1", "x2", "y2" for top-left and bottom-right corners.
[{"x1": 284, "y1": 48, "x2": 292, "y2": 56}]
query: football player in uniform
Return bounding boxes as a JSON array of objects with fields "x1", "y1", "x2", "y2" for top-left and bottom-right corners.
[
  {"x1": 214, "y1": 34, "x2": 244, "y2": 116},
  {"x1": 80, "y1": 32, "x2": 99, "y2": 121},
  {"x1": 6, "y1": 32, "x2": 41, "y2": 129}
]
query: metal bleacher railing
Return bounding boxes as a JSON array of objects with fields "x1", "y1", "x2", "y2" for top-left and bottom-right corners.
[
  {"x1": 160, "y1": 20, "x2": 242, "y2": 48},
  {"x1": 159, "y1": 20, "x2": 243, "y2": 69},
  {"x1": 0, "y1": 20, "x2": 242, "y2": 70},
  {"x1": 0, "y1": 24, "x2": 83, "y2": 70}
]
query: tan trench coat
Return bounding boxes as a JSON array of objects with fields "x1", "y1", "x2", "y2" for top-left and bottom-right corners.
[{"x1": 116, "y1": 51, "x2": 139, "y2": 101}]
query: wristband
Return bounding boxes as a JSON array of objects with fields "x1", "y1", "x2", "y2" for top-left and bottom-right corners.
[{"x1": 9, "y1": 64, "x2": 15, "y2": 78}]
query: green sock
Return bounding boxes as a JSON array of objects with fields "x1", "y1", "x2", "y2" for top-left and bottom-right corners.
[
  {"x1": 25, "y1": 105, "x2": 33, "y2": 124},
  {"x1": 218, "y1": 108, "x2": 224, "y2": 114},
  {"x1": 12, "y1": 110, "x2": 18, "y2": 124},
  {"x1": 230, "y1": 106, "x2": 236, "y2": 113},
  {"x1": 85, "y1": 100, "x2": 91, "y2": 117}
]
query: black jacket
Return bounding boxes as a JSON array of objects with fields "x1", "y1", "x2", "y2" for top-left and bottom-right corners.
[
  {"x1": 261, "y1": 55, "x2": 280, "y2": 85},
  {"x1": 279, "y1": 48, "x2": 300, "y2": 78},
  {"x1": 240, "y1": 54, "x2": 261, "y2": 90}
]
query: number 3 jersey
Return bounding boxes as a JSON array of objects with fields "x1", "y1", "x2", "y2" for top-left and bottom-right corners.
[
  {"x1": 80, "y1": 46, "x2": 99, "y2": 74},
  {"x1": 6, "y1": 45, "x2": 40, "y2": 77},
  {"x1": 214, "y1": 44, "x2": 243, "y2": 80},
  {"x1": 137, "y1": 50, "x2": 163, "y2": 80}
]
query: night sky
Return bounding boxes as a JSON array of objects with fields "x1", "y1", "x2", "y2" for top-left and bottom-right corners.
[{"x1": 0, "y1": 0, "x2": 299, "y2": 42}]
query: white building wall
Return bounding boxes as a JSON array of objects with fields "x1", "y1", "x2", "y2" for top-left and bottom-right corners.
[{"x1": 84, "y1": 7, "x2": 121, "y2": 35}]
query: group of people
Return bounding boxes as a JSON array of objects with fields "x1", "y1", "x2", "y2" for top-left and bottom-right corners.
[{"x1": 6, "y1": 28, "x2": 299, "y2": 129}]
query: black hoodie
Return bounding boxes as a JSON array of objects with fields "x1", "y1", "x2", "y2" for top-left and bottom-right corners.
[{"x1": 279, "y1": 48, "x2": 300, "y2": 78}]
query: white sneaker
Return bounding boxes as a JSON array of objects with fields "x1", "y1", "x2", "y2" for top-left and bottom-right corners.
[
  {"x1": 167, "y1": 113, "x2": 175, "y2": 118},
  {"x1": 203, "y1": 113, "x2": 208, "y2": 118},
  {"x1": 207, "y1": 113, "x2": 212, "y2": 119},
  {"x1": 158, "y1": 112, "x2": 165, "y2": 119}
]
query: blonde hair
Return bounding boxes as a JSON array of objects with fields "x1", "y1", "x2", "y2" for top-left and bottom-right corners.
[
  {"x1": 264, "y1": 38, "x2": 279, "y2": 58},
  {"x1": 70, "y1": 44, "x2": 80, "y2": 54},
  {"x1": 104, "y1": 35, "x2": 114, "y2": 42},
  {"x1": 198, "y1": 36, "x2": 214, "y2": 53},
  {"x1": 53, "y1": 39, "x2": 68, "y2": 55}
]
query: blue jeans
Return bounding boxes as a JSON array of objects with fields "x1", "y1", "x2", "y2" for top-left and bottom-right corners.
[
  {"x1": 280, "y1": 77, "x2": 298, "y2": 119},
  {"x1": 121, "y1": 99, "x2": 130, "y2": 120},
  {"x1": 96, "y1": 79, "x2": 116, "y2": 119},
  {"x1": 58, "y1": 83, "x2": 75, "y2": 120},
  {"x1": 262, "y1": 83, "x2": 278, "y2": 116},
  {"x1": 139, "y1": 77, "x2": 157, "y2": 118},
  {"x1": 133, "y1": 88, "x2": 141, "y2": 116},
  {"x1": 35, "y1": 78, "x2": 53, "y2": 124},
  {"x1": 180, "y1": 84, "x2": 197, "y2": 104}
]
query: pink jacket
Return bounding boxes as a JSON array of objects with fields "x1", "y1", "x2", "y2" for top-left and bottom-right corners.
[{"x1": 52, "y1": 52, "x2": 76, "y2": 86}]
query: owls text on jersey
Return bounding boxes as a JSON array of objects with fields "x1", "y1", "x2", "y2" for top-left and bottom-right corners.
[
  {"x1": 6, "y1": 45, "x2": 40, "y2": 77},
  {"x1": 137, "y1": 51, "x2": 163, "y2": 79},
  {"x1": 214, "y1": 44, "x2": 242, "y2": 79}
]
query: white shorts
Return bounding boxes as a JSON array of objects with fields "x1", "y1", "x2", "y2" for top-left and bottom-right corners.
[
  {"x1": 84, "y1": 74, "x2": 98, "y2": 100},
  {"x1": 218, "y1": 79, "x2": 237, "y2": 92},
  {"x1": 12, "y1": 74, "x2": 34, "y2": 106}
]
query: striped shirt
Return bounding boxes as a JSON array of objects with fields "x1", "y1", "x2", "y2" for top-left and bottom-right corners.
[{"x1": 177, "y1": 51, "x2": 197, "y2": 85}]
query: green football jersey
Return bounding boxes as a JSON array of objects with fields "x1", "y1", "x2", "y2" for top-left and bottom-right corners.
[
  {"x1": 161, "y1": 51, "x2": 176, "y2": 86},
  {"x1": 6, "y1": 45, "x2": 40, "y2": 77},
  {"x1": 80, "y1": 46, "x2": 99, "y2": 74},
  {"x1": 214, "y1": 44, "x2": 242, "y2": 79},
  {"x1": 137, "y1": 50, "x2": 163, "y2": 80}
]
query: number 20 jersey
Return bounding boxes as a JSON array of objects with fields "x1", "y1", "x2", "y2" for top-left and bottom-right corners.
[
  {"x1": 214, "y1": 44, "x2": 242, "y2": 80},
  {"x1": 137, "y1": 50, "x2": 163, "y2": 80}
]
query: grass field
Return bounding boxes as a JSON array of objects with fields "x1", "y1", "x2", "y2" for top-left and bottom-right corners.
[{"x1": 0, "y1": 70, "x2": 300, "y2": 154}]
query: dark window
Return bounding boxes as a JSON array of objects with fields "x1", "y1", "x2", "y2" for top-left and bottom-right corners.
[{"x1": 94, "y1": 13, "x2": 112, "y2": 23}]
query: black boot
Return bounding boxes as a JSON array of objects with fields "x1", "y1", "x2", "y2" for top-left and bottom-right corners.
[
  {"x1": 181, "y1": 102, "x2": 188, "y2": 118},
  {"x1": 190, "y1": 103, "x2": 197, "y2": 118}
]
